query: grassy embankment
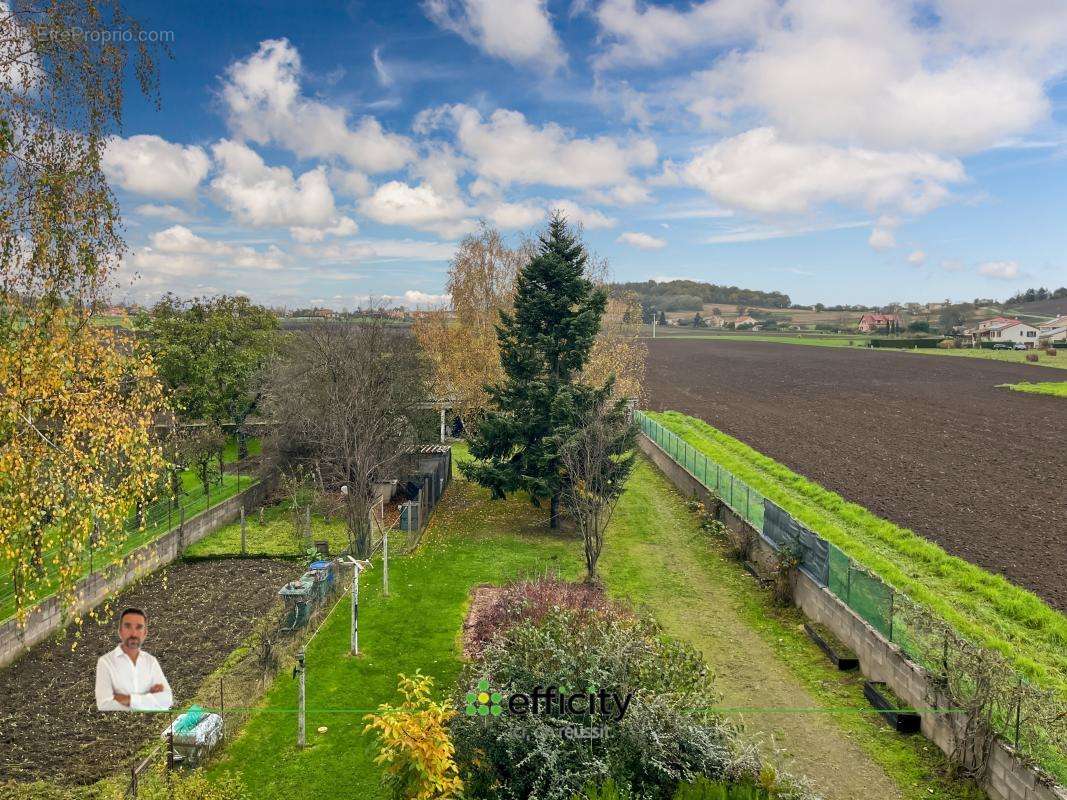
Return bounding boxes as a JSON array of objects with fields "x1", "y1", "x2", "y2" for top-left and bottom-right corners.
[
  {"x1": 203, "y1": 446, "x2": 978, "y2": 800},
  {"x1": 0, "y1": 436, "x2": 260, "y2": 622},
  {"x1": 648, "y1": 410, "x2": 1067, "y2": 780},
  {"x1": 996, "y1": 381, "x2": 1067, "y2": 397}
]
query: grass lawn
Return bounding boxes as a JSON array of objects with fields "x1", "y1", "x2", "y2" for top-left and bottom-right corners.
[
  {"x1": 208, "y1": 448, "x2": 974, "y2": 800},
  {"x1": 648, "y1": 412, "x2": 1067, "y2": 782},
  {"x1": 184, "y1": 502, "x2": 351, "y2": 558},
  {"x1": 651, "y1": 331, "x2": 867, "y2": 348},
  {"x1": 0, "y1": 436, "x2": 259, "y2": 622},
  {"x1": 905, "y1": 347, "x2": 1067, "y2": 370},
  {"x1": 996, "y1": 381, "x2": 1067, "y2": 397}
]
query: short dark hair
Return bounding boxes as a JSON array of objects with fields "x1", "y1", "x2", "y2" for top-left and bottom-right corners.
[{"x1": 119, "y1": 607, "x2": 146, "y2": 624}]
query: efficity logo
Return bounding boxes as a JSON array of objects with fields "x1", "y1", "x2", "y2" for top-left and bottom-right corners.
[
  {"x1": 465, "y1": 679, "x2": 504, "y2": 717},
  {"x1": 464, "y1": 679, "x2": 633, "y2": 724}
]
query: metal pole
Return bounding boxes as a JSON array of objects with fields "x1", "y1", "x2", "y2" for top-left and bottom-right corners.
[
  {"x1": 240, "y1": 507, "x2": 247, "y2": 556},
  {"x1": 297, "y1": 649, "x2": 306, "y2": 747},
  {"x1": 219, "y1": 677, "x2": 225, "y2": 742},
  {"x1": 382, "y1": 529, "x2": 389, "y2": 597},
  {"x1": 439, "y1": 407, "x2": 446, "y2": 443},
  {"x1": 351, "y1": 567, "x2": 359, "y2": 655}
]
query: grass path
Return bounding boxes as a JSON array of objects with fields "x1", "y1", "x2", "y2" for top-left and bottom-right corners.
[{"x1": 600, "y1": 461, "x2": 980, "y2": 800}]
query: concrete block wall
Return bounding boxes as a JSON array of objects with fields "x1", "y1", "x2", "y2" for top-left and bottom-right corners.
[
  {"x1": 0, "y1": 479, "x2": 272, "y2": 669},
  {"x1": 637, "y1": 433, "x2": 1066, "y2": 800}
]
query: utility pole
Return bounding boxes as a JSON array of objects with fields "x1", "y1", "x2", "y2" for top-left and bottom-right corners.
[{"x1": 651, "y1": 307, "x2": 657, "y2": 339}]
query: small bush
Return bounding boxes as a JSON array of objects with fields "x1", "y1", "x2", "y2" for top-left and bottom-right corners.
[
  {"x1": 937, "y1": 339, "x2": 957, "y2": 349},
  {"x1": 1046, "y1": 348, "x2": 1057, "y2": 357},
  {"x1": 452, "y1": 605, "x2": 776, "y2": 800},
  {"x1": 1026, "y1": 353, "x2": 1039, "y2": 362}
]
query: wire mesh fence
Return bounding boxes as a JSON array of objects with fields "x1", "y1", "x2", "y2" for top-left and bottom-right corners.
[{"x1": 635, "y1": 411, "x2": 1065, "y2": 778}]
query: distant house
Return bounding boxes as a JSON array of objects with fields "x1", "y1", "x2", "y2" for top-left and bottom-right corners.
[
  {"x1": 976, "y1": 316, "x2": 1017, "y2": 331},
  {"x1": 734, "y1": 315, "x2": 761, "y2": 330},
  {"x1": 858, "y1": 313, "x2": 902, "y2": 333},
  {"x1": 977, "y1": 319, "x2": 1040, "y2": 347},
  {"x1": 311, "y1": 307, "x2": 334, "y2": 318},
  {"x1": 1038, "y1": 315, "x2": 1067, "y2": 343}
]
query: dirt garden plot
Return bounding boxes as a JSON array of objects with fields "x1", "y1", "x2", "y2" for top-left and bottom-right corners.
[
  {"x1": 645, "y1": 338, "x2": 1067, "y2": 610},
  {"x1": 0, "y1": 558, "x2": 295, "y2": 785}
]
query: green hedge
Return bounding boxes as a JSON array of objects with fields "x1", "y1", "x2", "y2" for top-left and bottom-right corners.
[{"x1": 870, "y1": 337, "x2": 945, "y2": 348}]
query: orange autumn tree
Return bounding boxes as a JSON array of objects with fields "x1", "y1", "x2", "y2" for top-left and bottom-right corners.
[{"x1": 0, "y1": 1, "x2": 166, "y2": 620}]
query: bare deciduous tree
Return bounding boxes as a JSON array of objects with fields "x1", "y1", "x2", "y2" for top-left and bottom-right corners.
[
  {"x1": 263, "y1": 321, "x2": 428, "y2": 557},
  {"x1": 559, "y1": 390, "x2": 637, "y2": 581}
]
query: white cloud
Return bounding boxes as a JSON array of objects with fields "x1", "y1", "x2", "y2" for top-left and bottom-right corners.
[
  {"x1": 134, "y1": 204, "x2": 193, "y2": 223},
  {"x1": 617, "y1": 231, "x2": 666, "y2": 250},
  {"x1": 421, "y1": 104, "x2": 657, "y2": 191},
  {"x1": 290, "y1": 216, "x2": 359, "y2": 243},
  {"x1": 210, "y1": 139, "x2": 337, "y2": 228},
  {"x1": 331, "y1": 168, "x2": 373, "y2": 198},
  {"x1": 702, "y1": 219, "x2": 868, "y2": 244},
  {"x1": 359, "y1": 180, "x2": 475, "y2": 237},
  {"x1": 296, "y1": 238, "x2": 458, "y2": 264},
  {"x1": 372, "y1": 47, "x2": 393, "y2": 86},
  {"x1": 102, "y1": 135, "x2": 210, "y2": 199},
  {"x1": 550, "y1": 200, "x2": 617, "y2": 230},
  {"x1": 593, "y1": 0, "x2": 773, "y2": 70},
  {"x1": 125, "y1": 225, "x2": 288, "y2": 287},
  {"x1": 677, "y1": 0, "x2": 1056, "y2": 155},
  {"x1": 978, "y1": 260, "x2": 1020, "y2": 280},
  {"x1": 907, "y1": 250, "x2": 926, "y2": 266},
  {"x1": 675, "y1": 127, "x2": 964, "y2": 215},
  {"x1": 221, "y1": 38, "x2": 415, "y2": 173},
  {"x1": 423, "y1": 0, "x2": 565, "y2": 69},
  {"x1": 401, "y1": 289, "x2": 451, "y2": 307},
  {"x1": 487, "y1": 201, "x2": 545, "y2": 230},
  {"x1": 868, "y1": 227, "x2": 897, "y2": 251}
]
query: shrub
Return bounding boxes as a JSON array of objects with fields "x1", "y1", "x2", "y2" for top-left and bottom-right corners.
[
  {"x1": 465, "y1": 577, "x2": 630, "y2": 657},
  {"x1": 1026, "y1": 353, "x2": 1039, "y2": 362},
  {"x1": 452, "y1": 606, "x2": 768, "y2": 800},
  {"x1": 364, "y1": 672, "x2": 463, "y2": 800},
  {"x1": 937, "y1": 339, "x2": 957, "y2": 349},
  {"x1": 1046, "y1": 348, "x2": 1057, "y2": 357}
]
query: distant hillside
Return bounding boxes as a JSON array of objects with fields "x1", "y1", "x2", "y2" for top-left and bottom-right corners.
[
  {"x1": 1003, "y1": 297, "x2": 1067, "y2": 319},
  {"x1": 610, "y1": 279, "x2": 791, "y2": 311}
]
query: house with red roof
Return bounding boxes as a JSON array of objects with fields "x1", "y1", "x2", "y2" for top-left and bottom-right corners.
[{"x1": 858, "y1": 313, "x2": 902, "y2": 333}]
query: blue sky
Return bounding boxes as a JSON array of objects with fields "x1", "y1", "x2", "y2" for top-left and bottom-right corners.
[{"x1": 107, "y1": 0, "x2": 1067, "y2": 308}]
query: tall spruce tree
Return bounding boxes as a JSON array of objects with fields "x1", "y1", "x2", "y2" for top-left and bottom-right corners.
[{"x1": 463, "y1": 213, "x2": 608, "y2": 527}]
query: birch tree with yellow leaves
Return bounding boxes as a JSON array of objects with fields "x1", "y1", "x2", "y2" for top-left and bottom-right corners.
[{"x1": 0, "y1": 1, "x2": 166, "y2": 621}]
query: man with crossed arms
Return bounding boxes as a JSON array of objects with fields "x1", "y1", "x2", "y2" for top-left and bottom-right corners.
[{"x1": 95, "y1": 607, "x2": 173, "y2": 712}]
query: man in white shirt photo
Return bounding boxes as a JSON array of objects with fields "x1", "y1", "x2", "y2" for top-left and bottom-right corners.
[{"x1": 95, "y1": 607, "x2": 173, "y2": 712}]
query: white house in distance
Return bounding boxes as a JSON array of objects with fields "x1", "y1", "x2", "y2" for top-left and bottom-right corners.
[
  {"x1": 1038, "y1": 315, "x2": 1067, "y2": 344},
  {"x1": 973, "y1": 318, "x2": 1040, "y2": 347}
]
